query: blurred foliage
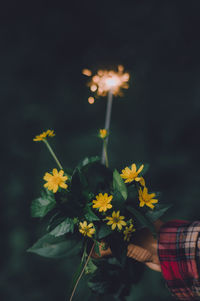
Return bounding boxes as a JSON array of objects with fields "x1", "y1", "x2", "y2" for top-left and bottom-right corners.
[{"x1": 1, "y1": 0, "x2": 200, "y2": 300}]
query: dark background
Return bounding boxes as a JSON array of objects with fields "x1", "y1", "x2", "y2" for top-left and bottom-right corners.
[{"x1": 1, "y1": 0, "x2": 200, "y2": 300}]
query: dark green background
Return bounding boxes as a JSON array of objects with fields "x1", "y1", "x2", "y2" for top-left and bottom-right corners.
[{"x1": 1, "y1": 1, "x2": 200, "y2": 300}]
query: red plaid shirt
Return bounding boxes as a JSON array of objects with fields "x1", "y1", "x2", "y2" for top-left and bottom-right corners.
[{"x1": 158, "y1": 220, "x2": 200, "y2": 300}]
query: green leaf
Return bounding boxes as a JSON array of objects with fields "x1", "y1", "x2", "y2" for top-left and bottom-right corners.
[
  {"x1": 84, "y1": 205, "x2": 100, "y2": 222},
  {"x1": 94, "y1": 241, "x2": 101, "y2": 257},
  {"x1": 83, "y1": 162, "x2": 113, "y2": 194},
  {"x1": 70, "y1": 168, "x2": 85, "y2": 198},
  {"x1": 31, "y1": 192, "x2": 56, "y2": 218},
  {"x1": 126, "y1": 206, "x2": 156, "y2": 235},
  {"x1": 88, "y1": 260, "x2": 122, "y2": 295},
  {"x1": 112, "y1": 190, "x2": 125, "y2": 210},
  {"x1": 70, "y1": 167, "x2": 93, "y2": 205},
  {"x1": 127, "y1": 185, "x2": 137, "y2": 199},
  {"x1": 113, "y1": 169, "x2": 128, "y2": 200},
  {"x1": 82, "y1": 190, "x2": 95, "y2": 202},
  {"x1": 46, "y1": 213, "x2": 66, "y2": 232},
  {"x1": 97, "y1": 224, "x2": 112, "y2": 239},
  {"x1": 68, "y1": 243, "x2": 87, "y2": 298},
  {"x1": 77, "y1": 156, "x2": 100, "y2": 169},
  {"x1": 109, "y1": 233, "x2": 127, "y2": 264},
  {"x1": 88, "y1": 277, "x2": 109, "y2": 294},
  {"x1": 145, "y1": 203, "x2": 172, "y2": 222},
  {"x1": 50, "y1": 218, "x2": 74, "y2": 237},
  {"x1": 27, "y1": 233, "x2": 82, "y2": 258},
  {"x1": 85, "y1": 258, "x2": 98, "y2": 274}
]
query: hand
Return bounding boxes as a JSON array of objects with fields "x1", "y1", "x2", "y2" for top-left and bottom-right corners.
[{"x1": 127, "y1": 244, "x2": 153, "y2": 263}]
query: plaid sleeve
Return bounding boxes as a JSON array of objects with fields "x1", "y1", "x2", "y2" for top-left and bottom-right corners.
[{"x1": 158, "y1": 220, "x2": 200, "y2": 300}]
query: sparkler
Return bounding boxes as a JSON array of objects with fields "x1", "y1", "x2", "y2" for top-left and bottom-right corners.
[{"x1": 83, "y1": 65, "x2": 130, "y2": 165}]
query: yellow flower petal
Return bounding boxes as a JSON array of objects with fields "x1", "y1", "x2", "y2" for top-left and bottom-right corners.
[
  {"x1": 107, "y1": 220, "x2": 113, "y2": 225},
  {"x1": 79, "y1": 221, "x2": 95, "y2": 237},
  {"x1": 120, "y1": 220, "x2": 126, "y2": 226},
  {"x1": 117, "y1": 224, "x2": 122, "y2": 230},
  {"x1": 112, "y1": 223, "x2": 117, "y2": 230},
  {"x1": 92, "y1": 193, "x2": 113, "y2": 212},
  {"x1": 131, "y1": 164, "x2": 136, "y2": 173},
  {"x1": 139, "y1": 177, "x2": 145, "y2": 186},
  {"x1": 59, "y1": 182, "x2": 68, "y2": 189},
  {"x1": 83, "y1": 221, "x2": 87, "y2": 227},
  {"x1": 138, "y1": 186, "x2": 158, "y2": 209},
  {"x1": 121, "y1": 163, "x2": 144, "y2": 184},
  {"x1": 53, "y1": 169, "x2": 58, "y2": 176},
  {"x1": 59, "y1": 170, "x2": 64, "y2": 176},
  {"x1": 143, "y1": 187, "x2": 148, "y2": 194},
  {"x1": 53, "y1": 185, "x2": 58, "y2": 193},
  {"x1": 43, "y1": 173, "x2": 52, "y2": 181},
  {"x1": 33, "y1": 130, "x2": 55, "y2": 142},
  {"x1": 146, "y1": 203, "x2": 154, "y2": 209},
  {"x1": 148, "y1": 193, "x2": 156, "y2": 199},
  {"x1": 43, "y1": 168, "x2": 68, "y2": 193},
  {"x1": 137, "y1": 164, "x2": 144, "y2": 174}
]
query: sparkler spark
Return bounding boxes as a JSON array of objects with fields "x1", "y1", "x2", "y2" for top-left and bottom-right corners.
[
  {"x1": 82, "y1": 65, "x2": 130, "y2": 97},
  {"x1": 88, "y1": 96, "x2": 95, "y2": 104}
]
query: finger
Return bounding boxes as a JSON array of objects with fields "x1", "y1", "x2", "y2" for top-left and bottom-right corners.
[{"x1": 128, "y1": 250, "x2": 139, "y2": 260}]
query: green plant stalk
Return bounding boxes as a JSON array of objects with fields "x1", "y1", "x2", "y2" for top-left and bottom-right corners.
[
  {"x1": 67, "y1": 243, "x2": 87, "y2": 301},
  {"x1": 69, "y1": 242, "x2": 95, "y2": 301},
  {"x1": 101, "y1": 90, "x2": 113, "y2": 165},
  {"x1": 43, "y1": 139, "x2": 63, "y2": 170},
  {"x1": 103, "y1": 140, "x2": 109, "y2": 168}
]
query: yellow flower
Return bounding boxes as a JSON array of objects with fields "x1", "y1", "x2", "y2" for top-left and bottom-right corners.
[
  {"x1": 33, "y1": 129, "x2": 55, "y2": 142},
  {"x1": 138, "y1": 187, "x2": 158, "y2": 209},
  {"x1": 92, "y1": 193, "x2": 113, "y2": 212},
  {"x1": 99, "y1": 129, "x2": 107, "y2": 139},
  {"x1": 79, "y1": 221, "x2": 95, "y2": 238},
  {"x1": 43, "y1": 168, "x2": 68, "y2": 193},
  {"x1": 123, "y1": 224, "x2": 136, "y2": 241},
  {"x1": 106, "y1": 211, "x2": 126, "y2": 230},
  {"x1": 120, "y1": 163, "x2": 144, "y2": 183},
  {"x1": 139, "y1": 177, "x2": 145, "y2": 187}
]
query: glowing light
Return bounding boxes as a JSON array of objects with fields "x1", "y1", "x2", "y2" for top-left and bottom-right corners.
[
  {"x1": 85, "y1": 65, "x2": 130, "y2": 97},
  {"x1": 105, "y1": 77, "x2": 121, "y2": 89},
  {"x1": 90, "y1": 85, "x2": 97, "y2": 92},
  {"x1": 82, "y1": 69, "x2": 92, "y2": 76},
  {"x1": 88, "y1": 96, "x2": 95, "y2": 104},
  {"x1": 93, "y1": 75, "x2": 100, "y2": 83}
]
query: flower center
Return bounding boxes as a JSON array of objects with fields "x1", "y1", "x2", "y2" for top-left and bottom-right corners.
[
  {"x1": 84, "y1": 227, "x2": 90, "y2": 233},
  {"x1": 53, "y1": 176, "x2": 62, "y2": 185},
  {"x1": 113, "y1": 217, "x2": 120, "y2": 223}
]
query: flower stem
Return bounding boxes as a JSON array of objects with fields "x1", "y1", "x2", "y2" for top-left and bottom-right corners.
[
  {"x1": 69, "y1": 242, "x2": 95, "y2": 301},
  {"x1": 103, "y1": 140, "x2": 109, "y2": 168},
  {"x1": 101, "y1": 90, "x2": 113, "y2": 165},
  {"x1": 43, "y1": 139, "x2": 63, "y2": 170}
]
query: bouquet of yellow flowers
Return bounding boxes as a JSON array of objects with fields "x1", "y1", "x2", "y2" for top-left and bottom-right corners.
[
  {"x1": 29, "y1": 129, "x2": 171, "y2": 300},
  {"x1": 28, "y1": 67, "x2": 171, "y2": 300}
]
